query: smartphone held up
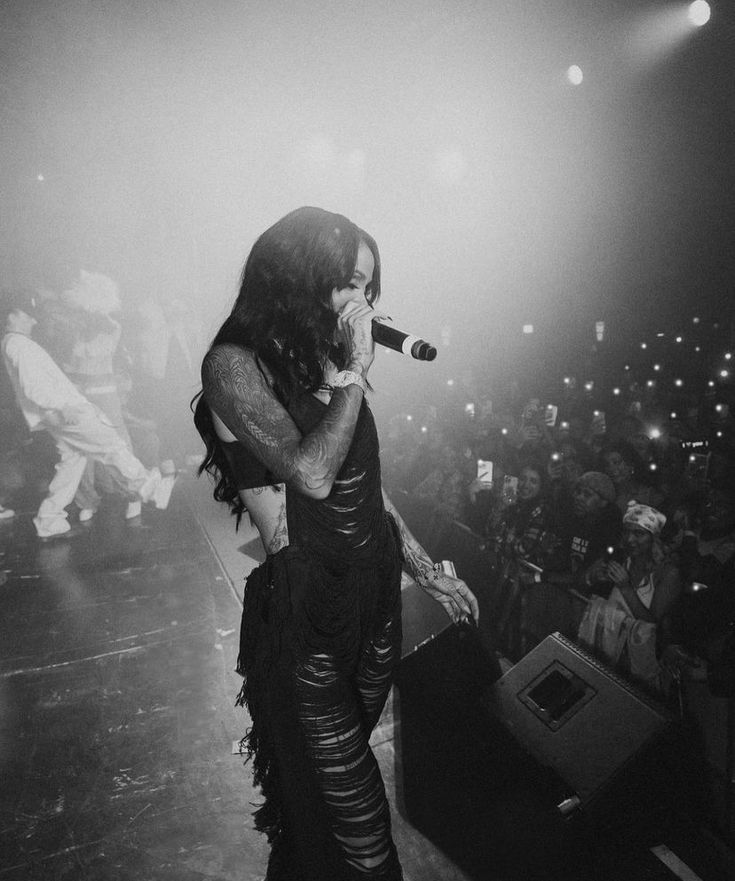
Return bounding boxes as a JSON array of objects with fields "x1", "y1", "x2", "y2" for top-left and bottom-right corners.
[{"x1": 477, "y1": 459, "x2": 493, "y2": 487}]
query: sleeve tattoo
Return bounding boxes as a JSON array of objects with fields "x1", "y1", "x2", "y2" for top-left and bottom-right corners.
[
  {"x1": 201, "y1": 345, "x2": 364, "y2": 499},
  {"x1": 382, "y1": 489, "x2": 435, "y2": 583}
]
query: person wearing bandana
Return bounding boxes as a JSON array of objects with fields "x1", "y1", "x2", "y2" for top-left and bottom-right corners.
[{"x1": 577, "y1": 501, "x2": 683, "y2": 694}]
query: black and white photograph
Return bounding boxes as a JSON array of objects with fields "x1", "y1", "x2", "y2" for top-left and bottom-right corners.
[{"x1": 1, "y1": 2, "x2": 734, "y2": 879}]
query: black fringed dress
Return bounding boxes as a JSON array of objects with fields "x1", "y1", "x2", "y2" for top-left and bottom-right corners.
[{"x1": 235, "y1": 393, "x2": 405, "y2": 880}]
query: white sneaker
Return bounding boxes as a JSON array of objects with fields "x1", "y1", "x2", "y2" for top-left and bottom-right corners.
[
  {"x1": 0, "y1": 506, "x2": 15, "y2": 520},
  {"x1": 153, "y1": 474, "x2": 177, "y2": 510},
  {"x1": 33, "y1": 517, "x2": 72, "y2": 539},
  {"x1": 125, "y1": 500, "x2": 142, "y2": 519},
  {"x1": 138, "y1": 467, "x2": 162, "y2": 504},
  {"x1": 78, "y1": 508, "x2": 96, "y2": 523}
]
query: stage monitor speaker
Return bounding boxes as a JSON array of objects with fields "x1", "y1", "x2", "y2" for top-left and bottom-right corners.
[
  {"x1": 488, "y1": 632, "x2": 674, "y2": 817},
  {"x1": 394, "y1": 623, "x2": 599, "y2": 879}
]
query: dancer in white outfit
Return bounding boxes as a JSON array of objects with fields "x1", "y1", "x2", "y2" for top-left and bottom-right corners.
[{"x1": 1, "y1": 291, "x2": 175, "y2": 538}]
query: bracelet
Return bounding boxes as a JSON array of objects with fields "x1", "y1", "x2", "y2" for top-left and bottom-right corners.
[{"x1": 330, "y1": 369, "x2": 366, "y2": 393}]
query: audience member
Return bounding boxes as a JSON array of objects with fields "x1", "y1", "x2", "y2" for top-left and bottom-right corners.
[
  {"x1": 488, "y1": 460, "x2": 555, "y2": 569},
  {"x1": 543, "y1": 471, "x2": 622, "y2": 590},
  {"x1": 486, "y1": 460, "x2": 557, "y2": 656},
  {"x1": 600, "y1": 440, "x2": 665, "y2": 514},
  {"x1": 577, "y1": 502, "x2": 683, "y2": 695},
  {"x1": 664, "y1": 474, "x2": 735, "y2": 696}
]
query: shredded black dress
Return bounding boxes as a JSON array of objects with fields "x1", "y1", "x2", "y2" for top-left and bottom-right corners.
[{"x1": 235, "y1": 392, "x2": 405, "y2": 880}]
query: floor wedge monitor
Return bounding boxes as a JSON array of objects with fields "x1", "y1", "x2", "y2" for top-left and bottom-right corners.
[{"x1": 487, "y1": 632, "x2": 674, "y2": 817}]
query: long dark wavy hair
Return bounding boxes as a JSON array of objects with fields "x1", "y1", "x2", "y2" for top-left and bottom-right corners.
[{"x1": 192, "y1": 206, "x2": 381, "y2": 522}]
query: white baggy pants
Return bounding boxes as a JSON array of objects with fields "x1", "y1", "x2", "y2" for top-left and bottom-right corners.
[{"x1": 34, "y1": 404, "x2": 158, "y2": 532}]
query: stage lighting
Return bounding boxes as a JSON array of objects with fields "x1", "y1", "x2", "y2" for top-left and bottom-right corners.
[{"x1": 688, "y1": 1, "x2": 711, "y2": 26}]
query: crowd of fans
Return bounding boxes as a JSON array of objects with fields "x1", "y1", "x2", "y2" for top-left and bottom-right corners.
[
  {"x1": 0, "y1": 270, "x2": 204, "y2": 537},
  {"x1": 381, "y1": 348, "x2": 735, "y2": 706}
]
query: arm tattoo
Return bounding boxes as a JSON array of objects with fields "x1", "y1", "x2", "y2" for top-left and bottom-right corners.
[
  {"x1": 202, "y1": 345, "x2": 363, "y2": 498},
  {"x1": 382, "y1": 489, "x2": 433, "y2": 579},
  {"x1": 264, "y1": 499, "x2": 289, "y2": 555}
]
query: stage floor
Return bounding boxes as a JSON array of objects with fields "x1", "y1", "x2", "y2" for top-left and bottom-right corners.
[{"x1": 1, "y1": 473, "x2": 732, "y2": 881}]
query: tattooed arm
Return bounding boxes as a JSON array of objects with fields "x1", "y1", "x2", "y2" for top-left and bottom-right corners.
[
  {"x1": 381, "y1": 488, "x2": 433, "y2": 580},
  {"x1": 382, "y1": 489, "x2": 479, "y2": 624},
  {"x1": 202, "y1": 343, "x2": 364, "y2": 500}
]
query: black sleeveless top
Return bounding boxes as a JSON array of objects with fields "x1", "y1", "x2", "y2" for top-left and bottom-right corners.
[
  {"x1": 235, "y1": 390, "x2": 404, "y2": 673},
  {"x1": 220, "y1": 438, "x2": 279, "y2": 490},
  {"x1": 284, "y1": 392, "x2": 393, "y2": 569}
]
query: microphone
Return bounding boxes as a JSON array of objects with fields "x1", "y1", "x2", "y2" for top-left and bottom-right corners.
[{"x1": 372, "y1": 321, "x2": 437, "y2": 361}]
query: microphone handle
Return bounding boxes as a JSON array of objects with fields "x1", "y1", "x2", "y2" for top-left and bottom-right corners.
[{"x1": 372, "y1": 322, "x2": 437, "y2": 361}]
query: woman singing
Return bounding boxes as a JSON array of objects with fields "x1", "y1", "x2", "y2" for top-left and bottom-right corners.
[{"x1": 193, "y1": 206, "x2": 478, "y2": 880}]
